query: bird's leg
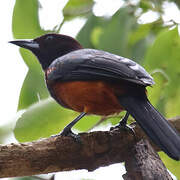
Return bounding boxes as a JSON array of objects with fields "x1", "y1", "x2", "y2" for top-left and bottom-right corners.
[
  {"x1": 111, "y1": 112, "x2": 135, "y2": 136},
  {"x1": 60, "y1": 112, "x2": 86, "y2": 138},
  {"x1": 118, "y1": 111, "x2": 130, "y2": 127}
]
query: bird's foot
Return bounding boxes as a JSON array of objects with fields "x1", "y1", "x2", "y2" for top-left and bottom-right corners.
[
  {"x1": 60, "y1": 128, "x2": 81, "y2": 143},
  {"x1": 51, "y1": 129, "x2": 81, "y2": 143},
  {"x1": 110, "y1": 121, "x2": 135, "y2": 137}
]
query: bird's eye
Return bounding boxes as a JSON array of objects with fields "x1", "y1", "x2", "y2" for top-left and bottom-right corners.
[{"x1": 45, "y1": 36, "x2": 54, "y2": 41}]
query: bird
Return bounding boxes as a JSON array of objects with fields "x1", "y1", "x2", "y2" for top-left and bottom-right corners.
[{"x1": 9, "y1": 33, "x2": 180, "y2": 160}]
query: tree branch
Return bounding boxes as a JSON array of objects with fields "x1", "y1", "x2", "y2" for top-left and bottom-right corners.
[
  {"x1": 0, "y1": 116, "x2": 179, "y2": 178},
  {"x1": 123, "y1": 139, "x2": 173, "y2": 180}
]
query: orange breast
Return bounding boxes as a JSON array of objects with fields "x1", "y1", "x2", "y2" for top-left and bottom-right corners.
[{"x1": 50, "y1": 81, "x2": 124, "y2": 116}]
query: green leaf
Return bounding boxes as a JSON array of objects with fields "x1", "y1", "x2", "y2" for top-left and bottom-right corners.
[
  {"x1": 12, "y1": 0, "x2": 51, "y2": 109},
  {"x1": 17, "y1": 49, "x2": 49, "y2": 110},
  {"x1": 128, "y1": 23, "x2": 152, "y2": 46},
  {"x1": 139, "y1": 0, "x2": 153, "y2": 12},
  {"x1": 144, "y1": 27, "x2": 180, "y2": 177},
  {"x1": 144, "y1": 27, "x2": 180, "y2": 117},
  {"x1": 15, "y1": 98, "x2": 75, "y2": 142},
  {"x1": 93, "y1": 7, "x2": 149, "y2": 62},
  {"x1": 77, "y1": 15, "x2": 108, "y2": 48},
  {"x1": 159, "y1": 152, "x2": 180, "y2": 179},
  {"x1": 130, "y1": 39, "x2": 150, "y2": 63},
  {"x1": 12, "y1": 0, "x2": 47, "y2": 39},
  {"x1": 96, "y1": 8, "x2": 137, "y2": 57},
  {"x1": 19, "y1": 48, "x2": 42, "y2": 70},
  {"x1": 63, "y1": 0, "x2": 94, "y2": 19},
  {"x1": 74, "y1": 115, "x2": 100, "y2": 131},
  {"x1": 77, "y1": 9, "x2": 149, "y2": 62},
  {"x1": 146, "y1": 70, "x2": 168, "y2": 108},
  {"x1": 90, "y1": 26, "x2": 103, "y2": 47},
  {"x1": 15, "y1": 97, "x2": 101, "y2": 142},
  {"x1": 17, "y1": 70, "x2": 49, "y2": 110},
  {"x1": 17, "y1": 48, "x2": 50, "y2": 111},
  {"x1": 17, "y1": 48, "x2": 49, "y2": 110}
]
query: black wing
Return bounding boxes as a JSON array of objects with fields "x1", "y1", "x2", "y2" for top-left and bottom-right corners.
[{"x1": 47, "y1": 49, "x2": 154, "y2": 86}]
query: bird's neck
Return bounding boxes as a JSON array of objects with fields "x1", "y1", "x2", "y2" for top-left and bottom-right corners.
[{"x1": 35, "y1": 44, "x2": 82, "y2": 70}]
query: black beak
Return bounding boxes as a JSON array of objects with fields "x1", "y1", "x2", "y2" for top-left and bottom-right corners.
[{"x1": 9, "y1": 40, "x2": 39, "y2": 50}]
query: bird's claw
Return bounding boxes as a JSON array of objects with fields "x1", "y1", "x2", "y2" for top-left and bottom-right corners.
[
  {"x1": 60, "y1": 128, "x2": 81, "y2": 143},
  {"x1": 110, "y1": 122, "x2": 135, "y2": 137},
  {"x1": 50, "y1": 128, "x2": 81, "y2": 143}
]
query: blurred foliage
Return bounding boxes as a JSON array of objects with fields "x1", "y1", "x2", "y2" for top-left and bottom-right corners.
[
  {"x1": 7, "y1": 0, "x2": 180, "y2": 179},
  {"x1": 159, "y1": 151, "x2": 180, "y2": 178},
  {"x1": 17, "y1": 50, "x2": 49, "y2": 110},
  {"x1": 15, "y1": 98, "x2": 100, "y2": 142},
  {"x1": 63, "y1": 0, "x2": 94, "y2": 20},
  {"x1": 12, "y1": 0, "x2": 46, "y2": 38},
  {"x1": 145, "y1": 27, "x2": 180, "y2": 117},
  {"x1": 12, "y1": 0, "x2": 51, "y2": 110}
]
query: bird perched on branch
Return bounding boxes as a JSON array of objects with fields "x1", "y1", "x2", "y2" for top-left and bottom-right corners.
[{"x1": 10, "y1": 33, "x2": 180, "y2": 160}]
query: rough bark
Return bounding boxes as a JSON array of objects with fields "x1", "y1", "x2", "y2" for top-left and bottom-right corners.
[
  {"x1": 123, "y1": 139, "x2": 172, "y2": 180},
  {"x1": 0, "y1": 116, "x2": 179, "y2": 178}
]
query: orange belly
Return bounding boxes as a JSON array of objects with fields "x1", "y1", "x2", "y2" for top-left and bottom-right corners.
[{"x1": 50, "y1": 81, "x2": 124, "y2": 116}]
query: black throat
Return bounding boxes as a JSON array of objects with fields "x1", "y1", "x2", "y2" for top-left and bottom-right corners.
[{"x1": 34, "y1": 45, "x2": 81, "y2": 70}]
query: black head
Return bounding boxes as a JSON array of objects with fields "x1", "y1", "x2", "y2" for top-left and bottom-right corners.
[{"x1": 9, "y1": 34, "x2": 83, "y2": 70}]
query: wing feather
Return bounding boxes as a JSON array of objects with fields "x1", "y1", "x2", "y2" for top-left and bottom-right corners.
[{"x1": 47, "y1": 49, "x2": 154, "y2": 86}]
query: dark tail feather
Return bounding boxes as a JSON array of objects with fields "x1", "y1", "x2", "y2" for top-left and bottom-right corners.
[{"x1": 117, "y1": 95, "x2": 180, "y2": 160}]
